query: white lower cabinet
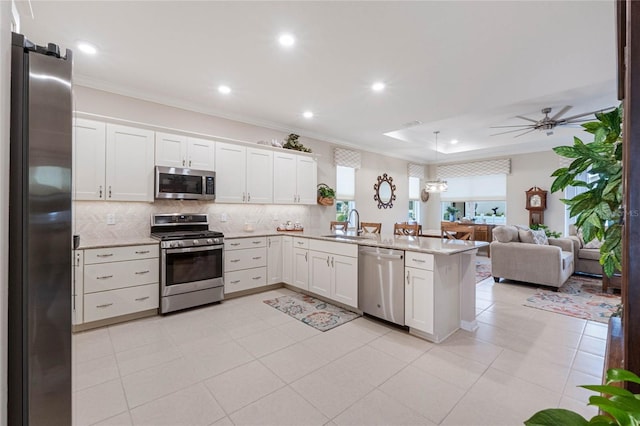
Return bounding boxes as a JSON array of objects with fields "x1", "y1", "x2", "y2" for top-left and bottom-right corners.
[
  {"x1": 267, "y1": 236, "x2": 283, "y2": 285},
  {"x1": 224, "y1": 237, "x2": 267, "y2": 294},
  {"x1": 282, "y1": 236, "x2": 293, "y2": 285},
  {"x1": 292, "y1": 237, "x2": 310, "y2": 290},
  {"x1": 80, "y1": 244, "x2": 159, "y2": 325},
  {"x1": 404, "y1": 266, "x2": 434, "y2": 334},
  {"x1": 308, "y1": 240, "x2": 358, "y2": 308}
]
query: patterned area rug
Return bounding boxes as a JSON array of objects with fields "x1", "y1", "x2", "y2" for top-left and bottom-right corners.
[
  {"x1": 476, "y1": 259, "x2": 492, "y2": 283},
  {"x1": 524, "y1": 275, "x2": 621, "y2": 323},
  {"x1": 263, "y1": 293, "x2": 360, "y2": 332}
]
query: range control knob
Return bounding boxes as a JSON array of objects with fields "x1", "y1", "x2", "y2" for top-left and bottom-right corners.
[
  {"x1": 207, "y1": 239, "x2": 213, "y2": 244},
  {"x1": 177, "y1": 241, "x2": 184, "y2": 247},
  {"x1": 193, "y1": 240, "x2": 199, "y2": 245}
]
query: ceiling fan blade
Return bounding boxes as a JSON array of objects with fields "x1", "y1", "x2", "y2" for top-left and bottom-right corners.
[
  {"x1": 559, "y1": 107, "x2": 615, "y2": 123},
  {"x1": 515, "y1": 115, "x2": 538, "y2": 123},
  {"x1": 550, "y1": 105, "x2": 572, "y2": 121},
  {"x1": 490, "y1": 124, "x2": 535, "y2": 128},
  {"x1": 490, "y1": 127, "x2": 534, "y2": 136},
  {"x1": 514, "y1": 128, "x2": 537, "y2": 138}
]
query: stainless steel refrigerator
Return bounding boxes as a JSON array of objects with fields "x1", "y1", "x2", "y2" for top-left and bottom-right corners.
[{"x1": 8, "y1": 32, "x2": 73, "y2": 425}]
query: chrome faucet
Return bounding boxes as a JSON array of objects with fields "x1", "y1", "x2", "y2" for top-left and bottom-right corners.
[{"x1": 347, "y1": 209, "x2": 362, "y2": 234}]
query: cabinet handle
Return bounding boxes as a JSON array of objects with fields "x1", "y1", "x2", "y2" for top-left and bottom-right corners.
[
  {"x1": 268, "y1": 239, "x2": 271, "y2": 247},
  {"x1": 331, "y1": 256, "x2": 334, "y2": 268},
  {"x1": 135, "y1": 270, "x2": 150, "y2": 275},
  {"x1": 97, "y1": 275, "x2": 113, "y2": 280},
  {"x1": 135, "y1": 296, "x2": 150, "y2": 302},
  {"x1": 305, "y1": 252, "x2": 308, "y2": 262},
  {"x1": 406, "y1": 270, "x2": 410, "y2": 284},
  {"x1": 230, "y1": 243, "x2": 240, "y2": 246},
  {"x1": 412, "y1": 258, "x2": 426, "y2": 263},
  {"x1": 96, "y1": 253, "x2": 113, "y2": 258},
  {"x1": 108, "y1": 186, "x2": 112, "y2": 198},
  {"x1": 230, "y1": 259, "x2": 240, "y2": 263},
  {"x1": 189, "y1": 160, "x2": 192, "y2": 167},
  {"x1": 293, "y1": 194, "x2": 297, "y2": 203},
  {"x1": 96, "y1": 303, "x2": 113, "y2": 309},
  {"x1": 242, "y1": 192, "x2": 246, "y2": 202},
  {"x1": 182, "y1": 159, "x2": 186, "y2": 166},
  {"x1": 252, "y1": 276, "x2": 262, "y2": 280},
  {"x1": 252, "y1": 241, "x2": 261, "y2": 245},
  {"x1": 135, "y1": 250, "x2": 150, "y2": 254},
  {"x1": 76, "y1": 255, "x2": 81, "y2": 266},
  {"x1": 248, "y1": 193, "x2": 251, "y2": 202},
  {"x1": 327, "y1": 256, "x2": 330, "y2": 267},
  {"x1": 99, "y1": 185, "x2": 103, "y2": 198},
  {"x1": 252, "y1": 256, "x2": 262, "y2": 260},
  {"x1": 297, "y1": 241, "x2": 305, "y2": 245},
  {"x1": 230, "y1": 280, "x2": 240, "y2": 284}
]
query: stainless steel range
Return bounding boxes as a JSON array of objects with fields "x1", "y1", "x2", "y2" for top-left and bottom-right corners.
[{"x1": 151, "y1": 213, "x2": 224, "y2": 314}]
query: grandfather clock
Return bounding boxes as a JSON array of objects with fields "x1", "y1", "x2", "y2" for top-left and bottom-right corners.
[{"x1": 525, "y1": 186, "x2": 547, "y2": 226}]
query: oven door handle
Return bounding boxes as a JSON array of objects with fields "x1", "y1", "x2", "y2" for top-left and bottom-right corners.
[{"x1": 165, "y1": 244, "x2": 224, "y2": 254}]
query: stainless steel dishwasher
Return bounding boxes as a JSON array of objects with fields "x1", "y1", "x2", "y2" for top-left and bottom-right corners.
[{"x1": 358, "y1": 246, "x2": 405, "y2": 326}]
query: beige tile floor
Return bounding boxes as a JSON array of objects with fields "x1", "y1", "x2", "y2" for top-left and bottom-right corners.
[{"x1": 73, "y1": 276, "x2": 607, "y2": 426}]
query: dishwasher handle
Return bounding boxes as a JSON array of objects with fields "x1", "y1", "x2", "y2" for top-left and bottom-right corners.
[{"x1": 359, "y1": 250, "x2": 404, "y2": 260}]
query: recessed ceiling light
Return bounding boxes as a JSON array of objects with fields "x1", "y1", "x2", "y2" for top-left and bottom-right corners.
[
  {"x1": 217, "y1": 85, "x2": 231, "y2": 94},
  {"x1": 77, "y1": 42, "x2": 97, "y2": 55},
  {"x1": 372, "y1": 82, "x2": 385, "y2": 92},
  {"x1": 303, "y1": 111, "x2": 314, "y2": 119},
  {"x1": 451, "y1": 139, "x2": 459, "y2": 144},
  {"x1": 279, "y1": 33, "x2": 295, "y2": 47}
]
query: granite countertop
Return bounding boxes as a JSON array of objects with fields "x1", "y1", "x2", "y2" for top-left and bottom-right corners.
[
  {"x1": 76, "y1": 229, "x2": 487, "y2": 255},
  {"x1": 226, "y1": 229, "x2": 487, "y2": 255}
]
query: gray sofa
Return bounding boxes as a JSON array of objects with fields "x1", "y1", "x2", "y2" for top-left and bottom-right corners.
[
  {"x1": 490, "y1": 225, "x2": 575, "y2": 288},
  {"x1": 567, "y1": 225, "x2": 602, "y2": 275}
]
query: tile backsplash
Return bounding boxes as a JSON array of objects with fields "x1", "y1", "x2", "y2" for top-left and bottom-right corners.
[{"x1": 73, "y1": 201, "x2": 332, "y2": 240}]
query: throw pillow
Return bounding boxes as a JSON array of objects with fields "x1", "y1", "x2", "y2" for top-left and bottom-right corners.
[
  {"x1": 493, "y1": 225, "x2": 519, "y2": 243},
  {"x1": 531, "y1": 229, "x2": 549, "y2": 245},
  {"x1": 584, "y1": 238, "x2": 603, "y2": 249},
  {"x1": 518, "y1": 229, "x2": 536, "y2": 244}
]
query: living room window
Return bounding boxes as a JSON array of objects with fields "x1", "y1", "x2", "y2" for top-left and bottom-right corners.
[
  {"x1": 440, "y1": 174, "x2": 507, "y2": 223},
  {"x1": 408, "y1": 176, "x2": 421, "y2": 221}
]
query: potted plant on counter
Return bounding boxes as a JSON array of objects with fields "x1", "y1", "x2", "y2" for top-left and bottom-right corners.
[{"x1": 317, "y1": 183, "x2": 336, "y2": 206}]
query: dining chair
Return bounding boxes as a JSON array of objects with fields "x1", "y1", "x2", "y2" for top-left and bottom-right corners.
[
  {"x1": 441, "y1": 222, "x2": 476, "y2": 240},
  {"x1": 330, "y1": 221, "x2": 349, "y2": 231},
  {"x1": 361, "y1": 222, "x2": 382, "y2": 234},
  {"x1": 394, "y1": 222, "x2": 420, "y2": 236}
]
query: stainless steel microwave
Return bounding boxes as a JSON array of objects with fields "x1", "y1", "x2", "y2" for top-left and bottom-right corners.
[{"x1": 155, "y1": 166, "x2": 215, "y2": 200}]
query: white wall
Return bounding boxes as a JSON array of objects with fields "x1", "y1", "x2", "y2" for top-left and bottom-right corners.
[
  {"x1": 1, "y1": 3, "x2": 13, "y2": 425},
  {"x1": 425, "y1": 151, "x2": 567, "y2": 235}
]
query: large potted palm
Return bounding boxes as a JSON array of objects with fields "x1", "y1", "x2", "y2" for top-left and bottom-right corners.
[{"x1": 550, "y1": 105, "x2": 623, "y2": 277}]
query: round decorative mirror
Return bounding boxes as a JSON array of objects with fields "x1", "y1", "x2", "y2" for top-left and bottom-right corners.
[{"x1": 373, "y1": 173, "x2": 396, "y2": 209}]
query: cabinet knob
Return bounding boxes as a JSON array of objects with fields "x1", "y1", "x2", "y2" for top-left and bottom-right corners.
[{"x1": 406, "y1": 270, "x2": 410, "y2": 284}]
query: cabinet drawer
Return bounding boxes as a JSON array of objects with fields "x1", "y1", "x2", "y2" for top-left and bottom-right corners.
[
  {"x1": 224, "y1": 247, "x2": 267, "y2": 272},
  {"x1": 84, "y1": 283, "x2": 158, "y2": 323},
  {"x1": 84, "y1": 244, "x2": 159, "y2": 264},
  {"x1": 225, "y1": 237, "x2": 266, "y2": 251},
  {"x1": 292, "y1": 237, "x2": 309, "y2": 249},
  {"x1": 84, "y1": 258, "x2": 159, "y2": 293},
  {"x1": 309, "y1": 239, "x2": 358, "y2": 258},
  {"x1": 405, "y1": 251, "x2": 434, "y2": 271},
  {"x1": 224, "y1": 267, "x2": 267, "y2": 293}
]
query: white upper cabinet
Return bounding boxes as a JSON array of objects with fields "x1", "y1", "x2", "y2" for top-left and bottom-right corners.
[
  {"x1": 155, "y1": 132, "x2": 215, "y2": 171},
  {"x1": 273, "y1": 152, "x2": 317, "y2": 204},
  {"x1": 74, "y1": 118, "x2": 106, "y2": 200},
  {"x1": 74, "y1": 120, "x2": 154, "y2": 202},
  {"x1": 105, "y1": 124, "x2": 155, "y2": 202},
  {"x1": 215, "y1": 142, "x2": 273, "y2": 204}
]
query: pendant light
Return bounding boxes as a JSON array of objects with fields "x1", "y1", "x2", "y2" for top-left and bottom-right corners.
[{"x1": 424, "y1": 131, "x2": 448, "y2": 192}]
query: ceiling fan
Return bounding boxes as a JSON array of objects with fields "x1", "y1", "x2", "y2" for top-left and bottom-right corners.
[{"x1": 490, "y1": 106, "x2": 613, "y2": 138}]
